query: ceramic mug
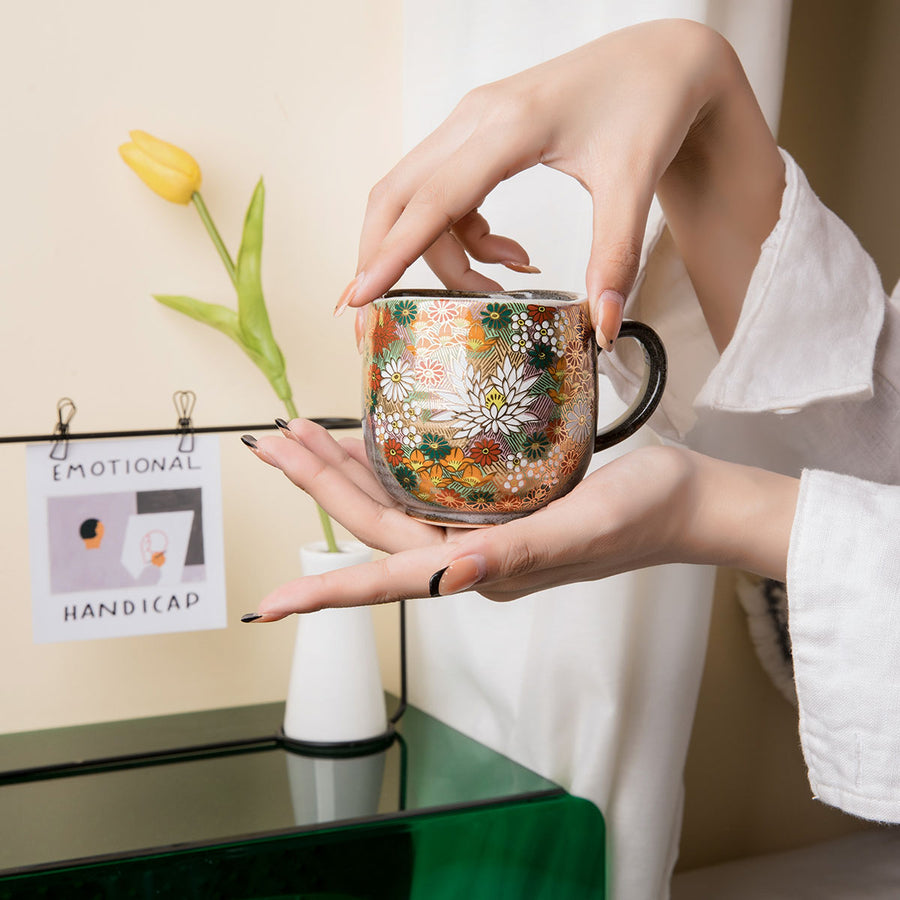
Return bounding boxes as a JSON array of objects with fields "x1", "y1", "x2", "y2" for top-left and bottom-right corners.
[{"x1": 362, "y1": 289, "x2": 666, "y2": 526}]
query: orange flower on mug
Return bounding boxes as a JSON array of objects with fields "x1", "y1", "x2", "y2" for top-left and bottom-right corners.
[
  {"x1": 425, "y1": 462, "x2": 446, "y2": 484},
  {"x1": 441, "y1": 447, "x2": 474, "y2": 471},
  {"x1": 527, "y1": 303, "x2": 556, "y2": 324},
  {"x1": 454, "y1": 463, "x2": 486, "y2": 487},
  {"x1": 383, "y1": 438, "x2": 404, "y2": 466},
  {"x1": 434, "y1": 488, "x2": 467, "y2": 509},
  {"x1": 367, "y1": 362, "x2": 382, "y2": 393},
  {"x1": 405, "y1": 449, "x2": 428, "y2": 473},
  {"x1": 469, "y1": 438, "x2": 502, "y2": 467}
]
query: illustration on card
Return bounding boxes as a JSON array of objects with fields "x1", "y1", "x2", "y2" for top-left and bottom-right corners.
[{"x1": 49, "y1": 489, "x2": 203, "y2": 592}]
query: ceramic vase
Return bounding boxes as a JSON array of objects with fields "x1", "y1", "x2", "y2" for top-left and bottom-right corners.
[{"x1": 282, "y1": 540, "x2": 388, "y2": 746}]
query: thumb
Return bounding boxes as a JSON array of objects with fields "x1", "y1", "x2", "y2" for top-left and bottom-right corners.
[
  {"x1": 586, "y1": 188, "x2": 651, "y2": 351},
  {"x1": 430, "y1": 518, "x2": 555, "y2": 598}
]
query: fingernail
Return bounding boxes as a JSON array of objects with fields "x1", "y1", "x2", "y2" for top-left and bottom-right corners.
[
  {"x1": 502, "y1": 261, "x2": 541, "y2": 274},
  {"x1": 595, "y1": 290, "x2": 625, "y2": 351},
  {"x1": 241, "y1": 433, "x2": 276, "y2": 466},
  {"x1": 354, "y1": 307, "x2": 366, "y2": 354},
  {"x1": 274, "y1": 417, "x2": 290, "y2": 433},
  {"x1": 334, "y1": 271, "x2": 366, "y2": 317},
  {"x1": 428, "y1": 555, "x2": 487, "y2": 597},
  {"x1": 241, "y1": 613, "x2": 263, "y2": 623}
]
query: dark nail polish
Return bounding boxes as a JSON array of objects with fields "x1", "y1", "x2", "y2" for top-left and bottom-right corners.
[
  {"x1": 241, "y1": 434, "x2": 258, "y2": 449},
  {"x1": 241, "y1": 613, "x2": 263, "y2": 623},
  {"x1": 428, "y1": 556, "x2": 487, "y2": 596},
  {"x1": 428, "y1": 567, "x2": 449, "y2": 597},
  {"x1": 274, "y1": 417, "x2": 289, "y2": 430}
]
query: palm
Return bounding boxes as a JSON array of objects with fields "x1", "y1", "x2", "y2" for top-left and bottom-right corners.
[{"x1": 256, "y1": 421, "x2": 692, "y2": 607}]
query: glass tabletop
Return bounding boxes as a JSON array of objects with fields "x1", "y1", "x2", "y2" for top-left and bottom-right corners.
[
  {"x1": 0, "y1": 698, "x2": 560, "y2": 873},
  {"x1": 0, "y1": 700, "x2": 606, "y2": 898}
]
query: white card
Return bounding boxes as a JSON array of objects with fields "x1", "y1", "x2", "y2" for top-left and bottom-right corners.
[{"x1": 26, "y1": 434, "x2": 227, "y2": 642}]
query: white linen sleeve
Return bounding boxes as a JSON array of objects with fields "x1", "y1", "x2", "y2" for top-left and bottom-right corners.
[
  {"x1": 788, "y1": 469, "x2": 900, "y2": 823},
  {"x1": 601, "y1": 148, "x2": 900, "y2": 824},
  {"x1": 695, "y1": 150, "x2": 884, "y2": 413},
  {"x1": 601, "y1": 150, "x2": 886, "y2": 456}
]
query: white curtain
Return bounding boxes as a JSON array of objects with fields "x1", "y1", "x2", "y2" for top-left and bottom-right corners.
[{"x1": 400, "y1": 3, "x2": 791, "y2": 898}]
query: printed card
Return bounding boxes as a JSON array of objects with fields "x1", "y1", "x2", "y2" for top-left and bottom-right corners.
[{"x1": 26, "y1": 435, "x2": 227, "y2": 642}]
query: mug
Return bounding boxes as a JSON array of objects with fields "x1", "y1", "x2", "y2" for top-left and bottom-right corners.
[{"x1": 362, "y1": 289, "x2": 666, "y2": 526}]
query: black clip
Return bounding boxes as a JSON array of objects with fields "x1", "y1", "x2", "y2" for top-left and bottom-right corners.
[
  {"x1": 173, "y1": 390, "x2": 196, "y2": 453},
  {"x1": 50, "y1": 397, "x2": 77, "y2": 461}
]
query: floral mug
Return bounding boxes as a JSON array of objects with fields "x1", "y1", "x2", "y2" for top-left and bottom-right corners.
[{"x1": 362, "y1": 289, "x2": 666, "y2": 526}]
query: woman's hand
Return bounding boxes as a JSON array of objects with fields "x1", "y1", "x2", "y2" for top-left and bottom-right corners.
[
  {"x1": 338, "y1": 18, "x2": 784, "y2": 352},
  {"x1": 240, "y1": 419, "x2": 798, "y2": 620}
]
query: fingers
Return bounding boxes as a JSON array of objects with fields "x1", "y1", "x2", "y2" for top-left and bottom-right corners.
[
  {"x1": 340, "y1": 436, "x2": 379, "y2": 472},
  {"x1": 252, "y1": 545, "x2": 479, "y2": 619},
  {"x1": 585, "y1": 177, "x2": 653, "y2": 350},
  {"x1": 276, "y1": 418, "x2": 390, "y2": 505},
  {"x1": 244, "y1": 494, "x2": 588, "y2": 621},
  {"x1": 355, "y1": 111, "x2": 478, "y2": 271},
  {"x1": 431, "y1": 209, "x2": 540, "y2": 289},
  {"x1": 346, "y1": 132, "x2": 538, "y2": 310},
  {"x1": 351, "y1": 210, "x2": 539, "y2": 321},
  {"x1": 422, "y1": 231, "x2": 504, "y2": 293},
  {"x1": 248, "y1": 431, "x2": 440, "y2": 554},
  {"x1": 452, "y1": 209, "x2": 536, "y2": 271},
  {"x1": 246, "y1": 533, "x2": 598, "y2": 621}
]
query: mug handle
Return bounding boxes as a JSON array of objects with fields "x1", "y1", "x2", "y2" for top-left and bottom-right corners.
[{"x1": 595, "y1": 320, "x2": 668, "y2": 452}]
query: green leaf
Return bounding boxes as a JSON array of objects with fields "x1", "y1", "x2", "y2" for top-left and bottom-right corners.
[
  {"x1": 233, "y1": 179, "x2": 293, "y2": 399},
  {"x1": 236, "y1": 180, "x2": 276, "y2": 347},
  {"x1": 154, "y1": 292, "x2": 293, "y2": 405},
  {"x1": 153, "y1": 294, "x2": 241, "y2": 342},
  {"x1": 156, "y1": 180, "x2": 296, "y2": 412}
]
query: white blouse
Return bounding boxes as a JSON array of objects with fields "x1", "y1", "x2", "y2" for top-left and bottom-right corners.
[{"x1": 607, "y1": 149, "x2": 900, "y2": 823}]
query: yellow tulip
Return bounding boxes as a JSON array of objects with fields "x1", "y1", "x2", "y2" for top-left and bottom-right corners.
[{"x1": 119, "y1": 130, "x2": 202, "y2": 204}]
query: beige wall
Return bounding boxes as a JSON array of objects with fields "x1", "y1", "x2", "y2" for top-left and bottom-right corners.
[
  {"x1": 678, "y1": 0, "x2": 896, "y2": 870},
  {"x1": 0, "y1": 0, "x2": 403, "y2": 734},
  {"x1": 779, "y1": 0, "x2": 900, "y2": 291}
]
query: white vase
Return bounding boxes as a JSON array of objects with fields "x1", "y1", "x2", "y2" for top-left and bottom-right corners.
[{"x1": 282, "y1": 540, "x2": 388, "y2": 746}]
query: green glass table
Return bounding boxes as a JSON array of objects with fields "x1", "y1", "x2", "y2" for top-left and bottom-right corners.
[{"x1": 0, "y1": 699, "x2": 605, "y2": 898}]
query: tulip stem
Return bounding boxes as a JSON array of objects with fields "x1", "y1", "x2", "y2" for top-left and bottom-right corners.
[
  {"x1": 283, "y1": 397, "x2": 339, "y2": 553},
  {"x1": 193, "y1": 189, "x2": 339, "y2": 554},
  {"x1": 192, "y1": 192, "x2": 237, "y2": 288},
  {"x1": 317, "y1": 505, "x2": 340, "y2": 553}
]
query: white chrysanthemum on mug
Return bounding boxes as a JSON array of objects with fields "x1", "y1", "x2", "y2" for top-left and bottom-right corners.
[
  {"x1": 432, "y1": 356, "x2": 541, "y2": 439},
  {"x1": 381, "y1": 358, "x2": 415, "y2": 402}
]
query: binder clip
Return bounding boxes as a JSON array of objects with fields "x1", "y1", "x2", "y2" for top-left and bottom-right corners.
[
  {"x1": 49, "y1": 397, "x2": 77, "y2": 461},
  {"x1": 173, "y1": 390, "x2": 196, "y2": 453}
]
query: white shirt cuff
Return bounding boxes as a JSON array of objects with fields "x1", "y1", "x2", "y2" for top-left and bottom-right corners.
[
  {"x1": 696, "y1": 150, "x2": 884, "y2": 413},
  {"x1": 788, "y1": 469, "x2": 900, "y2": 822}
]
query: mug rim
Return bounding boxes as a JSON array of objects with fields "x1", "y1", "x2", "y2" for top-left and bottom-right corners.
[{"x1": 380, "y1": 288, "x2": 584, "y2": 307}]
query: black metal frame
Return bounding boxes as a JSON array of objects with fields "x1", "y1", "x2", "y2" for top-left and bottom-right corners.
[{"x1": 0, "y1": 410, "x2": 409, "y2": 780}]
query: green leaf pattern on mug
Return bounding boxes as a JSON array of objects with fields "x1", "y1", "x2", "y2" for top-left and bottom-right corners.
[{"x1": 364, "y1": 298, "x2": 597, "y2": 518}]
